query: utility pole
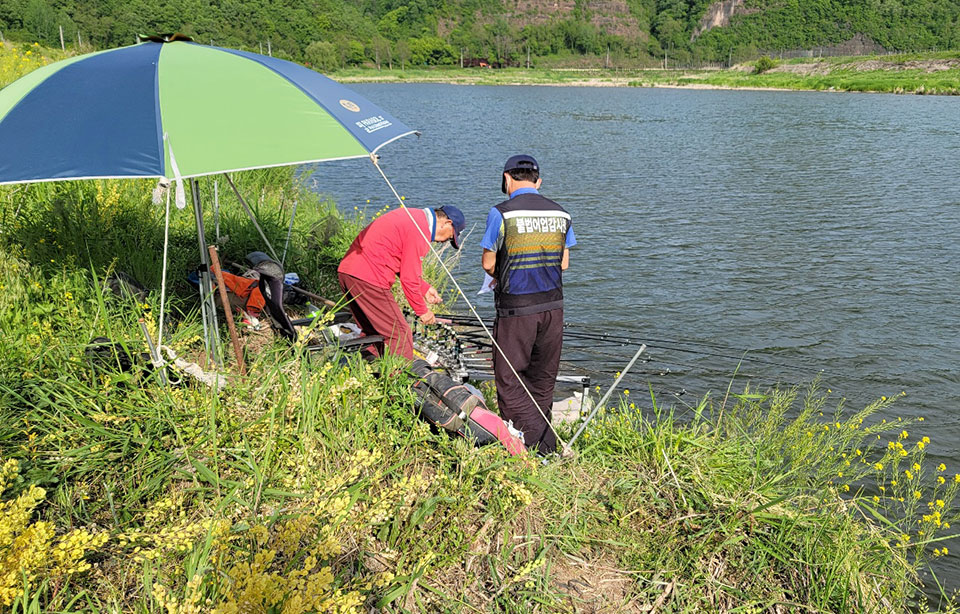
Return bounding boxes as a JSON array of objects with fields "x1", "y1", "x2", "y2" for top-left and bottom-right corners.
[
  {"x1": 267, "y1": 40, "x2": 272, "y2": 56},
  {"x1": 259, "y1": 41, "x2": 263, "y2": 54},
  {"x1": 59, "y1": 25, "x2": 64, "y2": 51}
]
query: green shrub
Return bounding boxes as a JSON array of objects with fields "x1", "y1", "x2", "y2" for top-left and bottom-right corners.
[{"x1": 754, "y1": 55, "x2": 778, "y2": 74}]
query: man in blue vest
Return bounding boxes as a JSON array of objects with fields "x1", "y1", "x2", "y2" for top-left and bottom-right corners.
[{"x1": 480, "y1": 155, "x2": 576, "y2": 454}]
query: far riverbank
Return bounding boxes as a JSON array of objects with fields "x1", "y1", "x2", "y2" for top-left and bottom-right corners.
[{"x1": 333, "y1": 51, "x2": 960, "y2": 95}]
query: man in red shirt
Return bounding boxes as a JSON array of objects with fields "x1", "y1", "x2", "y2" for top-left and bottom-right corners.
[{"x1": 337, "y1": 206, "x2": 466, "y2": 360}]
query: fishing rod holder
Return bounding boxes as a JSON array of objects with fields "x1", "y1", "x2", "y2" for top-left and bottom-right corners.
[{"x1": 556, "y1": 375, "x2": 591, "y2": 409}]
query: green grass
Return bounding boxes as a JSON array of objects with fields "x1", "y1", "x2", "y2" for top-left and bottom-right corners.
[{"x1": 664, "y1": 68, "x2": 960, "y2": 95}]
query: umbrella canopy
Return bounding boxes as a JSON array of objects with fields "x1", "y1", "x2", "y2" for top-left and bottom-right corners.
[{"x1": 0, "y1": 37, "x2": 416, "y2": 185}]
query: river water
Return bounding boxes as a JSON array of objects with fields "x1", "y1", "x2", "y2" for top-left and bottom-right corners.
[{"x1": 306, "y1": 84, "x2": 960, "y2": 594}]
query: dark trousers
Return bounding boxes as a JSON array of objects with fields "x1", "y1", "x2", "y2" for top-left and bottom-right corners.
[
  {"x1": 493, "y1": 308, "x2": 563, "y2": 454},
  {"x1": 338, "y1": 272, "x2": 415, "y2": 360}
]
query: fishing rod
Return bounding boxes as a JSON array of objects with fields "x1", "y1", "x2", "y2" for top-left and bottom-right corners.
[
  {"x1": 442, "y1": 313, "x2": 824, "y2": 414},
  {"x1": 446, "y1": 324, "x2": 803, "y2": 386},
  {"x1": 448, "y1": 313, "x2": 784, "y2": 359},
  {"x1": 562, "y1": 347, "x2": 812, "y2": 394},
  {"x1": 561, "y1": 330, "x2": 817, "y2": 374},
  {"x1": 564, "y1": 321, "x2": 762, "y2": 354},
  {"x1": 561, "y1": 325, "x2": 823, "y2": 373},
  {"x1": 445, "y1": 313, "x2": 820, "y2": 373}
]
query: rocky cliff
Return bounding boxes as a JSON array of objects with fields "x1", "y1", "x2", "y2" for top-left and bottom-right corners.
[{"x1": 693, "y1": 0, "x2": 754, "y2": 38}]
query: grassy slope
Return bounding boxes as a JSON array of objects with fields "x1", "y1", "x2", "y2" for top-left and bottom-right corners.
[
  {"x1": 333, "y1": 52, "x2": 960, "y2": 95},
  {"x1": 0, "y1": 43, "x2": 958, "y2": 613}
]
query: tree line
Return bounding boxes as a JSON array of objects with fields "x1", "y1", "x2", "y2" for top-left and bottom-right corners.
[{"x1": 1, "y1": 0, "x2": 957, "y2": 69}]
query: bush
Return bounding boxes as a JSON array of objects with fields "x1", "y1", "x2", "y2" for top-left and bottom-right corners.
[{"x1": 754, "y1": 55, "x2": 778, "y2": 74}]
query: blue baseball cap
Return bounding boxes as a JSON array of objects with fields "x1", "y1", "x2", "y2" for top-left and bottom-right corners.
[
  {"x1": 502, "y1": 154, "x2": 539, "y2": 193},
  {"x1": 437, "y1": 206, "x2": 466, "y2": 249}
]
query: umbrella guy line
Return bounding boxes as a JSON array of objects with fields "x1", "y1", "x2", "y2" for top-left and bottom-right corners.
[
  {"x1": 223, "y1": 173, "x2": 281, "y2": 264},
  {"x1": 368, "y1": 154, "x2": 568, "y2": 455},
  {"x1": 157, "y1": 182, "x2": 172, "y2": 353}
]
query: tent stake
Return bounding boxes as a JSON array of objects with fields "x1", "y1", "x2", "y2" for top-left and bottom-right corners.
[
  {"x1": 208, "y1": 245, "x2": 247, "y2": 376},
  {"x1": 138, "y1": 318, "x2": 168, "y2": 386}
]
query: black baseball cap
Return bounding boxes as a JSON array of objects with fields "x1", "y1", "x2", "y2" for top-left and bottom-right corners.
[
  {"x1": 502, "y1": 154, "x2": 539, "y2": 194},
  {"x1": 437, "y1": 206, "x2": 466, "y2": 249}
]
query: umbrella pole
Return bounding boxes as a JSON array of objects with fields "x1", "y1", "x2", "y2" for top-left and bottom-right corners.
[{"x1": 190, "y1": 178, "x2": 222, "y2": 366}]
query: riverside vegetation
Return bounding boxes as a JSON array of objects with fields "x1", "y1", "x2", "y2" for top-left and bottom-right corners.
[
  {"x1": 333, "y1": 51, "x2": 960, "y2": 95},
  {"x1": 1, "y1": 44, "x2": 960, "y2": 614},
  {"x1": 3, "y1": 35, "x2": 957, "y2": 98}
]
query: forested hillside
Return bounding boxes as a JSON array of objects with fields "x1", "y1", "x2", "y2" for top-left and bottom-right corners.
[{"x1": 1, "y1": 0, "x2": 958, "y2": 68}]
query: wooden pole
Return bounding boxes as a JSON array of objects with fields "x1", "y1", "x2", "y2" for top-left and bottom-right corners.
[
  {"x1": 208, "y1": 245, "x2": 247, "y2": 376},
  {"x1": 287, "y1": 284, "x2": 337, "y2": 308}
]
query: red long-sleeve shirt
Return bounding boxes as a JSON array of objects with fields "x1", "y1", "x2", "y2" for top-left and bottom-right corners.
[{"x1": 338, "y1": 207, "x2": 434, "y2": 316}]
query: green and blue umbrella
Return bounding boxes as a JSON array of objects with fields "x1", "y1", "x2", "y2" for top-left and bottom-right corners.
[
  {"x1": 0, "y1": 36, "x2": 416, "y2": 184},
  {"x1": 0, "y1": 35, "x2": 418, "y2": 366}
]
